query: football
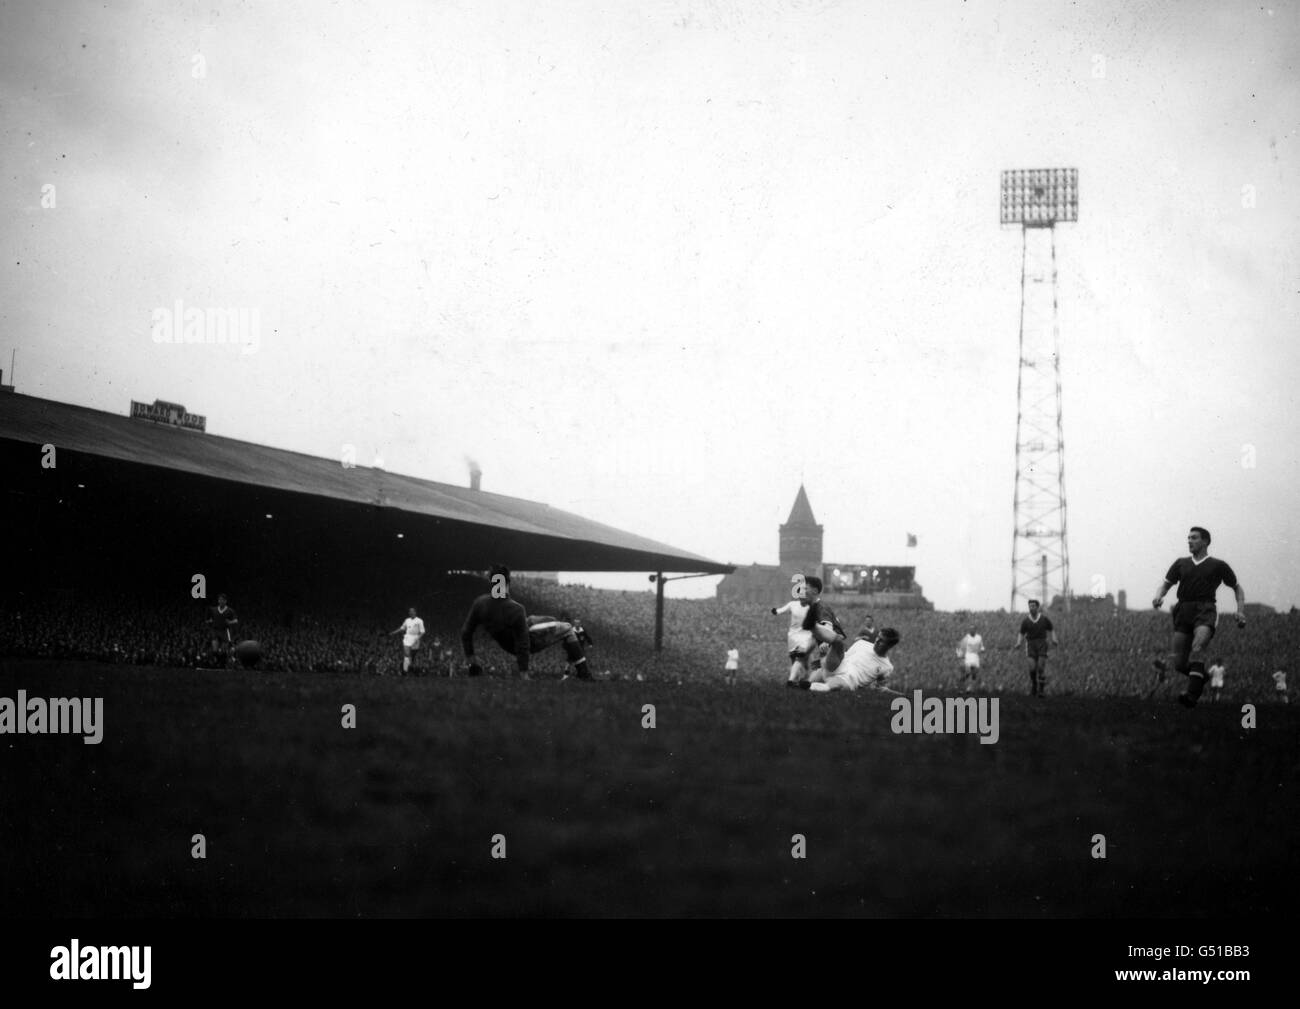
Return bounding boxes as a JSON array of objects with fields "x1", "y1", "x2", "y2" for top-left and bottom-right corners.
[{"x1": 233, "y1": 640, "x2": 263, "y2": 668}]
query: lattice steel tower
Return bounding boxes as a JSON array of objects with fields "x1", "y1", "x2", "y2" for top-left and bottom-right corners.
[{"x1": 1003, "y1": 168, "x2": 1076, "y2": 613}]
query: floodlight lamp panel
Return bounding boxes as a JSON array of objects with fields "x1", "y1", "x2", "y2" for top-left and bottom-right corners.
[{"x1": 1000, "y1": 167, "x2": 1078, "y2": 224}]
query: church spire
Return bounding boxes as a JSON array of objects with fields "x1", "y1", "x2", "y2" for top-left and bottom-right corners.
[
  {"x1": 779, "y1": 484, "x2": 823, "y2": 572},
  {"x1": 786, "y1": 484, "x2": 818, "y2": 527}
]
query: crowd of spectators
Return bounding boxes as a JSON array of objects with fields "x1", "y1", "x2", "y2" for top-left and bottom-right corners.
[{"x1": 1, "y1": 578, "x2": 1294, "y2": 700}]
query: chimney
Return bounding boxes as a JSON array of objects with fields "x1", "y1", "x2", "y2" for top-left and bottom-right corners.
[{"x1": 470, "y1": 466, "x2": 482, "y2": 492}]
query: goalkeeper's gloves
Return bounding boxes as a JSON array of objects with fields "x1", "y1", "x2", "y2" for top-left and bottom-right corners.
[{"x1": 770, "y1": 607, "x2": 779, "y2": 615}]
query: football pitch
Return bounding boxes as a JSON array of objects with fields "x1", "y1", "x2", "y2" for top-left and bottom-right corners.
[{"x1": 2, "y1": 658, "x2": 1297, "y2": 918}]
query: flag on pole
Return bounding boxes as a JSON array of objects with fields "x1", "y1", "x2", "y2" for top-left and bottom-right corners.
[{"x1": 906, "y1": 533, "x2": 918, "y2": 548}]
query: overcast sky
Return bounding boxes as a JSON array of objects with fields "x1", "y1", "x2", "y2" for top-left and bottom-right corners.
[{"x1": 3, "y1": 0, "x2": 1297, "y2": 611}]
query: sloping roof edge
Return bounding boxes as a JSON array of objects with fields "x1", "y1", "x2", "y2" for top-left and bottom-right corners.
[{"x1": 0, "y1": 393, "x2": 732, "y2": 573}]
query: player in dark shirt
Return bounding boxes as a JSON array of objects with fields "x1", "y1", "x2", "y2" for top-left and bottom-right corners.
[
  {"x1": 1153, "y1": 526, "x2": 1246, "y2": 708},
  {"x1": 460, "y1": 565, "x2": 594, "y2": 680},
  {"x1": 801, "y1": 575, "x2": 847, "y2": 675},
  {"x1": 1014, "y1": 599, "x2": 1058, "y2": 696},
  {"x1": 206, "y1": 594, "x2": 239, "y2": 668}
]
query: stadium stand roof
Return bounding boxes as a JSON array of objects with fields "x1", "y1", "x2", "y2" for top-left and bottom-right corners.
[{"x1": 0, "y1": 393, "x2": 733, "y2": 574}]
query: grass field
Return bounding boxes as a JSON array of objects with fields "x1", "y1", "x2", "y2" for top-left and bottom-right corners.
[{"x1": 2, "y1": 657, "x2": 1297, "y2": 918}]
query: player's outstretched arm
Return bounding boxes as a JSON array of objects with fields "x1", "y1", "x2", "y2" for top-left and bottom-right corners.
[
  {"x1": 1153, "y1": 579, "x2": 1174, "y2": 608},
  {"x1": 809, "y1": 677, "x2": 847, "y2": 692},
  {"x1": 1234, "y1": 583, "x2": 1247, "y2": 627}
]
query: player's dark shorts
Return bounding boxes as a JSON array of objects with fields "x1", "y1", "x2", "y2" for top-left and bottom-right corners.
[
  {"x1": 1172, "y1": 601, "x2": 1217, "y2": 638},
  {"x1": 525, "y1": 617, "x2": 576, "y2": 653},
  {"x1": 1026, "y1": 639, "x2": 1049, "y2": 659}
]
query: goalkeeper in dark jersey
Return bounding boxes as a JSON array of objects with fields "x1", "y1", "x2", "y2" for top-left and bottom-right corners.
[
  {"x1": 459, "y1": 565, "x2": 594, "y2": 680},
  {"x1": 1153, "y1": 526, "x2": 1246, "y2": 708}
]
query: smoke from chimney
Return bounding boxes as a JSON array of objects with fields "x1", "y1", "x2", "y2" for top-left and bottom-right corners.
[{"x1": 466, "y1": 456, "x2": 482, "y2": 491}]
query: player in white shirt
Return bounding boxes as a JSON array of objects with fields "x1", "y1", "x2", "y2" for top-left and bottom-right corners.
[
  {"x1": 389, "y1": 607, "x2": 426, "y2": 675},
  {"x1": 957, "y1": 625, "x2": 985, "y2": 692},
  {"x1": 1274, "y1": 670, "x2": 1289, "y2": 704},
  {"x1": 724, "y1": 647, "x2": 739, "y2": 685},
  {"x1": 1207, "y1": 660, "x2": 1225, "y2": 702},
  {"x1": 771, "y1": 594, "x2": 814, "y2": 685},
  {"x1": 800, "y1": 628, "x2": 902, "y2": 693}
]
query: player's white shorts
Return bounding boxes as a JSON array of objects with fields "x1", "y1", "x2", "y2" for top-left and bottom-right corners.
[
  {"x1": 964, "y1": 655, "x2": 981, "y2": 670},
  {"x1": 403, "y1": 637, "x2": 421, "y2": 650},
  {"x1": 787, "y1": 629, "x2": 815, "y2": 655}
]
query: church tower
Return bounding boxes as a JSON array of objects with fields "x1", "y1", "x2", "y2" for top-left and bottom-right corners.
[{"x1": 779, "y1": 484, "x2": 823, "y2": 576}]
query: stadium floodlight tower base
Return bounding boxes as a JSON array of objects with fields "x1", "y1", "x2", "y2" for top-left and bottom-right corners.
[{"x1": 1003, "y1": 168, "x2": 1076, "y2": 614}]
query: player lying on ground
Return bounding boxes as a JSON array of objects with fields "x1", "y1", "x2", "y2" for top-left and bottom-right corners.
[
  {"x1": 797, "y1": 627, "x2": 902, "y2": 693},
  {"x1": 389, "y1": 607, "x2": 425, "y2": 674},
  {"x1": 459, "y1": 565, "x2": 594, "y2": 680},
  {"x1": 1152, "y1": 526, "x2": 1245, "y2": 708}
]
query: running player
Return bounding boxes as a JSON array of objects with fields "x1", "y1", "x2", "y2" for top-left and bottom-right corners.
[
  {"x1": 389, "y1": 607, "x2": 425, "y2": 675},
  {"x1": 801, "y1": 628, "x2": 902, "y2": 693},
  {"x1": 1014, "y1": 600, "x2": 1058, "y2": 697},
  {"x1": 460, "y1": 565, "x2": 593, "y2": 680},
  {"x1": 207, "y1": 594, "x2": 239, "y2": 667},
  {"x1": 1152, "y1": 526, "x2": 1246, "y2": 708},
  {"x1": 772, "y1": 586, "x2": 814, "y2": 687},
  {"x1": 957, "y1": 624, "x2": 985, "y2": 693},
  {"x1": 1207, "y1": 659, "x2": 1225, "y2": 702}
]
